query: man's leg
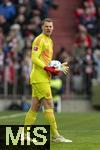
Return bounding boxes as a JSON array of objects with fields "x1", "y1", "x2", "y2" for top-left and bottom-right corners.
[
  {"x1": 42, "y1": 99, "x2": 60, "y2": 137},
  {"x1": 22, "y1": 98, "x2": 40, "y2": 142},
  {"x1": 24, "y1": 98, "x2": 40, "y2": 125},
  {"x1": 42, "y1": 99, "x2": 72, "y2": 143}
]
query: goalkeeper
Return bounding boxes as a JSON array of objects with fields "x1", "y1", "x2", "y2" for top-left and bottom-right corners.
[{"x1": 24, "y1": 18, "x2": 72, "y2": 143}]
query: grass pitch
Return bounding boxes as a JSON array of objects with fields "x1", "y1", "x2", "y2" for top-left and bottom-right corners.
[{"x1": 0, "y1": 111, "x2": 100, "y2": 150}]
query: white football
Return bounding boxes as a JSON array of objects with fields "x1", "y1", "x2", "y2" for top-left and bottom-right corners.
[{"x1": 49, "y1": 60, "x2": 62, "y2": 70}]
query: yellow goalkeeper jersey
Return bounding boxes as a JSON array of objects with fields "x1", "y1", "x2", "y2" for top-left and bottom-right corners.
[{"x1": 30, "y1": 33, "x2": 53, "y2": 84}]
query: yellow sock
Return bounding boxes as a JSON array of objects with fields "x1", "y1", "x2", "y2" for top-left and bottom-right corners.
[
  {"x1": 24, "y1": 108, "x2": 37, "y2": 125},
  {"x1": 44, "y1": 109, "x2": 60, "y2": 137}
]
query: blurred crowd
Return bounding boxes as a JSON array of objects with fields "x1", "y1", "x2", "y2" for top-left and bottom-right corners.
[
  {"x1": 0, "y1": 0, "x2": 100, "y2": 102},
  {"x1": 0, "y1": 0, "x2": 58, "y2": 97},
  {"x1": 71, "y1": 0, "x2": 100, "y2": 99}
]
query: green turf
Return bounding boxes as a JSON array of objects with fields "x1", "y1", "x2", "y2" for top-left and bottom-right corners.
[
  {"x1": 0, "y1": 111, "x2": 100, "y2": 150},
  {"x1": 92, "y1": 83, "x2": 100, "y2": 106}
]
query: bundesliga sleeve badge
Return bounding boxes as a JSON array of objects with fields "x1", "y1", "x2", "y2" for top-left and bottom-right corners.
[{"x1": 33, "y1": 46, "x2": 38, "y2": 51}]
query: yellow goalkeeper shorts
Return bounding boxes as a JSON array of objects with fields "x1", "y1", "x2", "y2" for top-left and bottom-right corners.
[{"x1": 32, "y1": 83, "x2": 52, "y2": 100}]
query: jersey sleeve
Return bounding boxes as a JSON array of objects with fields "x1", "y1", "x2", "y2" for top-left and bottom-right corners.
[{"x1": 31, "y1": 37, "x2": 46, "y2": 68}]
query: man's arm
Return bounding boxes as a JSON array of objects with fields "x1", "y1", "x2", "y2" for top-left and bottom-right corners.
[
  {"x1": 32, "y1": 51, "x2": 45, "y2": 68},
  {"x1": 32, "y1": 38, "x2": 60, "y2": 75},
  {"x1": 32, "y1": 50, "x2": 60, "y2": 75},
  {"x1": 31, "y1": 38, "x2": 45, "y2": 68}
]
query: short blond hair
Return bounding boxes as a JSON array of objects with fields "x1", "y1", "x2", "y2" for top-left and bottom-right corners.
[{"x1": 41, "y1": 18, "x2": 53, "y2": 26}]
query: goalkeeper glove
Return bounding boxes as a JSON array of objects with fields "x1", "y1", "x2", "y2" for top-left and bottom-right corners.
[
  {"x1": 61, "y1": 62, "x2": 69, "y2": 75},
  {"x1": 44, "y1": 66, "x2": 60, "y2": 75}
]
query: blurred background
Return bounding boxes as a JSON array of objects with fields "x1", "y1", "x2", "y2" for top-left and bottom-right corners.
[{"x1": 0, "y1": 0, "x2": 100, "y2": 112}]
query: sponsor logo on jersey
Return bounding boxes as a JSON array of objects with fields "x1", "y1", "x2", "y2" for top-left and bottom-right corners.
[{"x1": 33, "y1": 46, "x2": 38, "y2": 51}]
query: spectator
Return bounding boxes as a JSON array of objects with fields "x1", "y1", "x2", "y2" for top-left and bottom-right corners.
[
  {"x1": 0, "y1": 0, "x2": 16, "y2": 21},
  {"x1": 26, "y1": 15, "x2": 41, "y2": 36},
  {"x1": 0, "y1": 0, "x2": 16, "y2": 33},
  {"x1": 84, "y1": 0, "x2": 96, "y2": 16},
  {"x1": 74, "y1": 25, "x2": 92, "y2": 56},
  {"x1": 24, "y1": 31, "x2": 34, "y2": 52},
  {"x1": 56, "y1": 47, "x2": 70, "y2": 63},
  {"x1": 79, "y1": 7, "x2": 97, "y2": 36},
  {"x1": 30, "y1": 0, "x2": 49, "y2": 19},
  {"x1": 4, "y1": 52, "x2": 15, "y2": 94},
  {"x1": 22, "y1": 50, "x2": 32, "y2": 95},
  {"x1": 6, "y1": 24, "x2": 24, "y2": 53},
  {"x1": 15, "y1": 5, "x2": 27, "y2": 33},
  {"x1": 93, "y1": 50, "x2": 100, "y2": 82},
  {"x1": 82, "y1": 47, "x2": 96, "y2": 99},
  {"x1": 0, "y1": 37, "x2": 4, "y2": 93},
  {"x1": 70, "y1": 56, "x2": 84, "y2": 93},
  {"x1": 0, "y1": 28, "x2": 5, "y2": 92},
  {"x1": 56, "y1": 47, "x2": 71, "y2": 93},
  {"x1": 0, "y1": 28, "x2": 5, "y2": 50},
  {"x1": 75, "y1": 0, "x2": 96, "y2": 23}
]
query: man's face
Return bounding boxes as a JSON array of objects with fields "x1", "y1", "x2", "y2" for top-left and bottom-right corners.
[{"x1": 42, "y1": 21, "x2": 53, "y2": 36}]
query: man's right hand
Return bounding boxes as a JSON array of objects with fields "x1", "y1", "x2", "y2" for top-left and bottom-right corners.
[{"x1": 44, "y1": 66, "x2": 60, "y2": 75}]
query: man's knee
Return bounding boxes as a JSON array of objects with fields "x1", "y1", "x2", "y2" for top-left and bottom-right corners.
[
  {"x1": 31, "y1": 98, "x2": 41, "y2": 111},
  {"x1": 43, "y1": 99, "x2": 54, "y2": 109}
]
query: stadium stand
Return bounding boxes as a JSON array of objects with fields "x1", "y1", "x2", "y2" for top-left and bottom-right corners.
[
  {"x1": 0, "y1": 0, "x2": 58, "y2": 97},
  {"x1": 72, "y1": 0, "x2": 100, "y2": 100},
  {"x1": 0, "y1": 0, "x2": 100, "y2": 102}
]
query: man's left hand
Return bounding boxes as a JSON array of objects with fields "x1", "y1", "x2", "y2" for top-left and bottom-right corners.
[{"x1": 61, "y1": 62, "x2": 69, "y2": 75}]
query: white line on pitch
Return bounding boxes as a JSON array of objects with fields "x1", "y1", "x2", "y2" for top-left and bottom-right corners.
[{"x1": 0, "y1": 112, "x2": 26, "y2": 120}]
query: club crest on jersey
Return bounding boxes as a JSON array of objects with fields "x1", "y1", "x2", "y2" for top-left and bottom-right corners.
[{"x1": 33, "y1": 46, "x2": 38, "y2": 51}]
